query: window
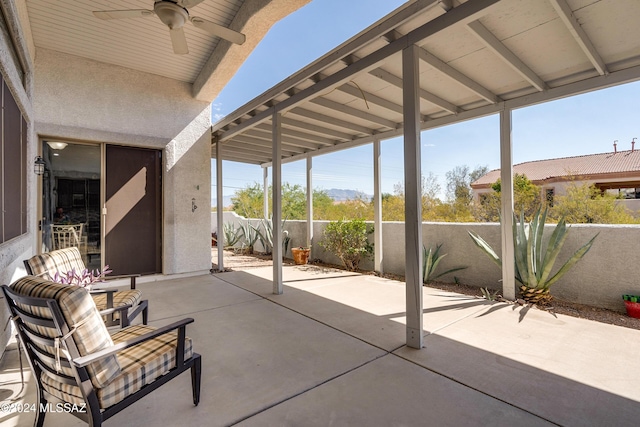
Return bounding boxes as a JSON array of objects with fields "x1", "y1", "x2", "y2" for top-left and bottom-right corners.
[{"x1": 0, "y1": 76, "x2": 28, "y2": 244}]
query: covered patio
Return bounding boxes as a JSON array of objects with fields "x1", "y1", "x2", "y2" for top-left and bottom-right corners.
[
  {"x1": 3, "y1": 265, "x2": 640, "y2": 426},
  {"x1": 211, "y1": 0, "x2": 640, "y2": 350}
]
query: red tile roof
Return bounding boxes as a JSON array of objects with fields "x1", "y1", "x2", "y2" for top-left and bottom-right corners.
[{"x1": 472, "y1": 150, "x2": 640, "y2": 187}]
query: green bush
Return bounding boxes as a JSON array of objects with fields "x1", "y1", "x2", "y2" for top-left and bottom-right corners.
[{"x1": 320, "y1": 219, "x2": 373, "y2": 271}]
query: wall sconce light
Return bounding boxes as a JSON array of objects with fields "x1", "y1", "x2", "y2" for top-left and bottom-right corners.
[
  {"x1": 46, "y1": 141, "x2": 68, "y2": 150},
  {"x1": 34, "y1": 156, "x2": 45, "y2": 175}
]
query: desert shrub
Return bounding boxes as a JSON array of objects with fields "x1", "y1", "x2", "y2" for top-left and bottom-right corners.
[{"x1": 320, "y1": 219, "x2": 373, "y2": 271}]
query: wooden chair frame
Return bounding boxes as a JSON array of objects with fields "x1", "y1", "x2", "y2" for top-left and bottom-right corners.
[{"x1": 2, "y1": 285, "x2": 201, "y2": 427}]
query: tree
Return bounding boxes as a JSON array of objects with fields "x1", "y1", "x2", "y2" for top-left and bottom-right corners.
[
  {"x1": 445, "y1": 165, "x2": 488, "y2": 204},
  {"x1": 231, "y1": 182, "x2": 264, "y2": 219},
  {"x1": 475, "y1": 174, "x2": 540, "y2": 222},
  {"x1": 550, "y1": 181, "x2": 638, "y2": 224}
]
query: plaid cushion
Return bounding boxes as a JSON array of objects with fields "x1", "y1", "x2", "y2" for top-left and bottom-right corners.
[
  {"x1": 24, "y1": 247, "x2": 85, "y2": 279},
  {"x1": 41, "y1": 325, "x2": 194, "y2": 409},
  {"x1": 10, "y1": 276, "x2": 121, "y2": 388},
  {"x1": 92, "y1": 290, "x2": 143, "y2": 321},
  {"x1": 25, "y1": 248, "x2": 142, "y2": 319}
]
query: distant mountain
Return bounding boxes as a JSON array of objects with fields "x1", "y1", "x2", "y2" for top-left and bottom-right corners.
[
  {"x1": 325, "y1": 188, "x2": 371, "y2": 202},
  {"x1": 211, "y1": 196, "x2": 234, "y2": 207}
]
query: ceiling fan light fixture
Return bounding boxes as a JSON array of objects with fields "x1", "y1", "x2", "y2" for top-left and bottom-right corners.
[{"x1": 154, "y1": 1, "x2": 188, "y2": 29}]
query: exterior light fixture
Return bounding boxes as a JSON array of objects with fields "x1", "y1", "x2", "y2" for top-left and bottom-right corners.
[
  {"x1": 46, "y1": 141, "x2": 68, "y2": 150},
  {"x1": 34, "y1": 156, "x2": 45, "y2": 175}
]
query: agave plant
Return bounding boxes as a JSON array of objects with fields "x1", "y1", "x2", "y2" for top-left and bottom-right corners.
[
  {"x1": 256, "y1": 217, "x2": 289, "y2": 255},
  {"x1": 422, "y1": 243, "x2": 467, "y2": 284},
  {"x1": 468, "y1": 207, "x2": 597, "y2": 304},
  {"x1": 238, "y1": 220, "x2": 260, "y2": 254},
  {"x1": 222, "y1": 222, "x2": 242, "y2": 248}
]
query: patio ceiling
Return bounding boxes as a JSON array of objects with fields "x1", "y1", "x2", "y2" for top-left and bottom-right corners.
[
  {"x1": 21, "y1": 0, "x2": 284, "y2": 100},
  {"x1": 211, "y1": 0, "x2": 640, "y2": 165}
]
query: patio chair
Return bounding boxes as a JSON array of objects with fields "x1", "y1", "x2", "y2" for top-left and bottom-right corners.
[
  {"x1": 50, "y1": 224, "x2": 88, "y2": 263},
  {"x1": 2, "y1": 276, "x2": 201, "y2": 427},
  {"x1": 23, "y1": 247, "x2": 148, "y2": 327}
]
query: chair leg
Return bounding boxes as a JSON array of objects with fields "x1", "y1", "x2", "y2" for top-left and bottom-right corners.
[
  {"x1": 191, "y1": 354, "x2": 202, "y2": 406},
  {"x1": 35, "y1": 394, "x2": 47, "y2": 427}
]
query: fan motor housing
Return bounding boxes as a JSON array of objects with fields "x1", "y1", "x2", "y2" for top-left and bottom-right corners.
[{"x1": 154, "y1": 1, "x2": 189, "y2": 29}]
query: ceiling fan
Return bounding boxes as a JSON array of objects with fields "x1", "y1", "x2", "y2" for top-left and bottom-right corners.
[{"x1": 92, "y1": 0, "x2": 246, "y2": 55}]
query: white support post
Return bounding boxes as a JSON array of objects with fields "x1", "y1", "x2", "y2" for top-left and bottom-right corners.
[
  {"x1": 263, "y1": 166, "x2": 269, "y2": 220},
  {"x1": 306, "y1": 154, "x2": 313, "y2": 249},
  {"x1": 403, "y1": 44, "x2": 423, "y2": 349},
  {"x1": 272, "y1": 113, "x2": 283, "y2": 294},
  {"x1": 373, "y1": 139, "x2": 383, "y2": 274},
  {"x1": 500, "y1": 108, "x2": 516, "y2": 300},
  {"x1": 216, "y1": 140, "x2": 224, "y2": 271}
]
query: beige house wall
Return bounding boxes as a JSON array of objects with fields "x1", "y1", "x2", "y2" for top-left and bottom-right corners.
[{"x1": 33, "y1": 49, "x2": 213, "y2": 276}]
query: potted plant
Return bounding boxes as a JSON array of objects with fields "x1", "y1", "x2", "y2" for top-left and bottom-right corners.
[
  {"x1": 623, "y1": 295, "x2": 640, "y2": 318},
  {"x1": 291, "y1": 246, "x2": 311, "y2": 265}
]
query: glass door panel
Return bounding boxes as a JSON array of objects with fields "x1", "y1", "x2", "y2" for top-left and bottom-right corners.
[{"x1": 41, "y1": 141, "x2": 102, "y2": 269}]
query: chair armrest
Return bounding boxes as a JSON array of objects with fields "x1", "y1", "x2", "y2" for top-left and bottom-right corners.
[
  {"x1": 73, "y1": 318, "x2": 194, "y2": 367},
  {"x1": 104, "y1": 274, "x2": 141, "y2": 290},
  {"x1": 98, "y1": 304, "x2": 132, "y2": 317}
]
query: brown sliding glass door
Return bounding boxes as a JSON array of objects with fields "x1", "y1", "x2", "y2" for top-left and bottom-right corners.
[{"x1": 105, "y1": 145, "x2": 162, "y2": 275}]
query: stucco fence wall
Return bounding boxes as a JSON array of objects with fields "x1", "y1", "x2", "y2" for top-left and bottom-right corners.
[{"x1": 212, "y1": 213, "x2": 639, "y2": 313}]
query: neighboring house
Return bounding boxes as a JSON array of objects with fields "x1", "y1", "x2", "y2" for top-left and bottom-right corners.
[{"x1": 471, "y1": 146, "x2": 640, "y2": 212}]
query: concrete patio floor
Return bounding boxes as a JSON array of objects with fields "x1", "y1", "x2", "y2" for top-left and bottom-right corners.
[{"x1": 2, "y1": 265, "x2": 640, "y2": 426}]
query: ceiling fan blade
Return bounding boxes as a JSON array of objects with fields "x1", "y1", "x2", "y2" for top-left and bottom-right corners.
[
  {"x1": 190, "y1": 16, "x2": 246, "y2": 45},
  {"x1": 179, "y1": 0, "x2": 207, "y2": 8},
  {"x1": 170, "y1": 28, "x2": 189, "y2": 54},
  {"x1": 93, "y1": 9, "x2": 154, "y2": 20}
]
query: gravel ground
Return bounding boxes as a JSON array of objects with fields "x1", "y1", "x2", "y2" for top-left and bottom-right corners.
[{"x1": 211, "y1": 247, "x2": 640, "y2": 331}]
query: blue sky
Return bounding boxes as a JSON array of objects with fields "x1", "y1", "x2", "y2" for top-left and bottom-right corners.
[{"x1": 211, "y1": 0, "x2": 640, "y2": 202}]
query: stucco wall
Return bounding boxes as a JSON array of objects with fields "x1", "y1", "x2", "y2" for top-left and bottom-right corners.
[{"x1": 34, "y1": 49, "x2": 213, "y2": 275}]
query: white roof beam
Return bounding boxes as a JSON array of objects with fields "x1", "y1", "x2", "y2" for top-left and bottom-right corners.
[
  {"x1": 217, "y1": 147, "x2": 272, "y2": 163},
  {"x1": 369, "y1": 67, "x2": 461, "y2": 114},
  {"x1": 217, "y1": 0, "x2": 500, "y2": 141},
  {"x1": 290, "y1": 107, "x2": 376, "y2": 135},
  {"x1": 418, "y1": 47, "x2": 500, "y2": 104},
  {"x1": 213, "y1": 0, "x2": 449, "y2": 131},
  {"x1": 230, "y1": 136, "x2": 300, "y2": 157},
  {"x1": 243, "y1": 129, "x2": 320, "y2": 151},
  {"x1": 281, "y1": 117, "x2": 353, "y2": 141},
  {"x1": 310, "y1": 97, "x2": 399, "y2": 129},
  {"x1": 263, "y1": 63, "x2": 640, "y2": 168},
  {"x1": 467, "y1": 20, "x2": 548, "y2": 92},
  {"x1": 256, "y1": 123, "x2": 335, "y2": 146},
  {"x1": 337, "y1": 83, "x2": 404, "y2": 115},
  {"x1": 548, "y1": 0, "x2": 608, "y2": 76}
]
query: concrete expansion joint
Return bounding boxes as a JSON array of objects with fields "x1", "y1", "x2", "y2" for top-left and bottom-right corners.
[{"x1": 391, "y1": 350, "x2": 560, "y2": 426}]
